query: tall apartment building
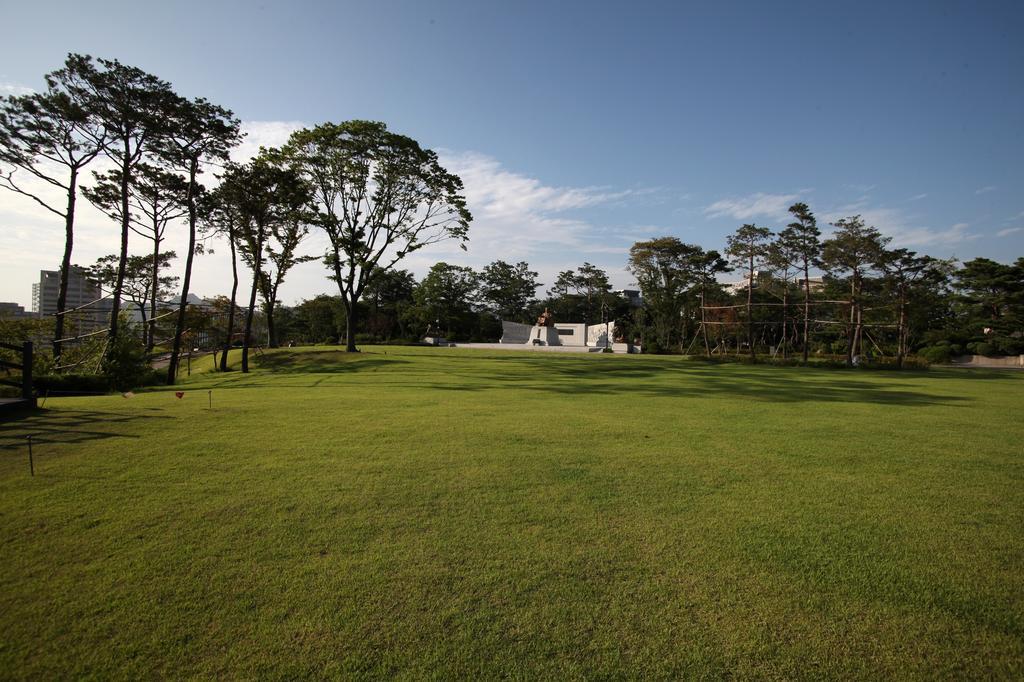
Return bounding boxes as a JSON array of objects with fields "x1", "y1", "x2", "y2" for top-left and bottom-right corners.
[{"x1": 31, "y1": 266, "x2": 111, "y2": 333}]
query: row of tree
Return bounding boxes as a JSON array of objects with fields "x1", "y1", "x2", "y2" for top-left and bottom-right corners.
[
  {"x1": 629, "y1": 203, "x2": 1023, "y2": 366},
  {"x1": 3, "y1": 54, "x2": 1020, "y2": 381},
  {"x1": 1, "y1": 55, "x2": 472, "y2": 380}
]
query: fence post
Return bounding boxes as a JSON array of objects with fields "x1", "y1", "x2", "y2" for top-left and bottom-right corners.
[{"x1": 22, "y1": 342, "x2": 32, "y2": 401}]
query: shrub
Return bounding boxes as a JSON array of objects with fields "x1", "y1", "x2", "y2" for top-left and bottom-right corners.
[
  {"x1": 969, "y1": 342, "x2": 997, "y2": 357},
  {"x1": 918, "y1": 346, "x2": 953, "y2": 364},
  {"x1": 35, "y1": 373, "x2": 112, "y2": 396}
]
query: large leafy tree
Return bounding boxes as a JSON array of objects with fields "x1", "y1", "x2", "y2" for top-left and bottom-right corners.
[
  {"x1": 479, "y1": 260, "x2": 540, "y2": 322},
  {"x1": 954, "y1": 257, "x2": 1024, "y2": 353},
  {"x1": 283, "y1": 121, "x2": 471, "y2": 352},
  {"x1": 725, "y1": 223, "x2": 773, "y2": 358},
  {"x1": 627, "y1": 238, "x2": 703, "y2": 352},
  {"x1": 549, "y1": 262, "x2": 613, "y2": 323},
  {"x1": 160, "y1": 96, "x2": 241, "y2": 383},
  {"x1": 821, "y1": 215, "x2": 890, "y2": 365},
  {"x1": 0, "y1": 58, "x2": 107, "y2": 363},
  {"x1": 882, "y1": 249, "x2": 953, "y2": 367},
  {"x1": 200, "y1": 185, "x2": 244, "y2": 370},
  {"x1": 256, "y1": 206, "x2": 316, "y2": 348},
  {"x1": 59, "y1": 54, "x2": 177, "y2": 348},
  {"x1": 363, "y1": 268, "x2": 416, "y2": 341},
  {"x1": 218, "y1": 155, "x2": 312, "y2": 372},
  {"x1": 413, "y1": 262, "x2": 479, "y2": 339},
  {"x1": 83, "y1": 163, "x2": 189, "y2": 351},
  {"x1": 777, "y1": 203, "x2": 821, "y2": 363}
]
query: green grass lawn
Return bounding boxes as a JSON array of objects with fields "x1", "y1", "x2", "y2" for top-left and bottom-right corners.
[{"x1": 1, "y1": 346, "x2": 1022, "y2": 679}]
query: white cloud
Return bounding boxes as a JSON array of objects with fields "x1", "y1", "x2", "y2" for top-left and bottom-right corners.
[
  {"x1": 908, "y1": 193, "x2": 928, "y2": 201},
  {"x1": 703, "y1": 192, "x2": 802, "y2": 222},
  {"x1": 419, "y1": 150, "x2": 647, "y2": 289},
  {"x1": 233, "y1": 120, "x2": 305, "y2": 161},
  {"x1": 822, "y1": 206, "x2": 978, "y2": 248},
  {"x1": 975, "y1": 185, "x2": 997, "y2": 195},
  {"x1": 0, "y1": 125, "x2": 647, "y2": 305},
  {"x1": 996, "y1": 227, "x2": 1022, "y2": 237},
  {"x1": 0, "y1": 82, "x2": 34, "y2": 96}
]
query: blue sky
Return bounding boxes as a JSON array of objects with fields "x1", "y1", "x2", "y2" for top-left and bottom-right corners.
[{"x1": 1, "y1": 0, "x2": 1022, "y2": 306}]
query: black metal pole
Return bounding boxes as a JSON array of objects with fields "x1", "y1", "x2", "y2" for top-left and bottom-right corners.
[{"x1": 27, "y1": 435, "x2": 34, "y2": 476}]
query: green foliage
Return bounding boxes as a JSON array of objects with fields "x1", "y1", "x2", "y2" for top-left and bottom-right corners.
[
  {"x1": 100, "y1": 320, "x2": 155, "y2": 390},
  {"x1": 283, "y1": 120, "x2": 472, "y2": 351},
  {"x1": 919, "y1": 345, "x2": 954, "y2": 364},
  {"x1": 479, "y1": 260, "x2": 539, "y2": 322},
  {"x1": 411, "y1": 262, "x2": 480, "y2": 340}
]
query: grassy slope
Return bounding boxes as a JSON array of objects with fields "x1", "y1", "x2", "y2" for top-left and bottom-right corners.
[{"x1": 0, "y1": 346, "x2": 1021, "y2": 679}]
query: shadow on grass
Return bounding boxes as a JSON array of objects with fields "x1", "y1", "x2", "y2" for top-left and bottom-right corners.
[
  {"x1": 174, "y1": 349, "x2": 979, "y2": 407},
  {"x1": 0, "y1": 408, "x2": 172, "y2": 450},
  {"x1": 256, "y1": 349, "x2": 408, "y2": 374}
]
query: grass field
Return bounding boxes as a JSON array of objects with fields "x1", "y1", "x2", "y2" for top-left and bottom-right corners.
[{"x1": 1, "y1": 346, "x2": 1022, "y2": 678}]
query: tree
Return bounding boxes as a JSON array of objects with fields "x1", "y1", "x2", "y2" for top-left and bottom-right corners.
[
  {"x1": 412, "y1": 263, "x2": 479, "y2": 339},
  {"x1": 479, "y1": 260, "x2": 540, "y2": 322},
  {"x1": 725, "y1": 223, "x2": 773, "y2": 358},
  {"x1": 256, "y1": 206, "x2": 316, "y2": 347},
  {"x1": 83, "y1": 163, "x2": 189, "y2": 350},
  {"x1": 90, "y1": 252, "x2": 178, "y2": 335},
  {"x1": 821, "y1": 216, "x2": 890, "y2": 366},
  {"x1": 953, "y1": 257, "x2": 1024, "y2": 354},
  {"x1": 882, "y1": 249, "x2": 952, "y2": 367},
  {"x1": 778, "y1": 203, "x2": 822, "y2": 363},
  {"x1": 0, "y1": 58, "x2": 107, "y2": 364},
  {"x1": 363, "y1": 268, "x2": 416, "y2": 340},
  {"x1": 200, "y1": 185, "x2": 243, "y2": 370},
  {"x1": 219, "y1": 155, "x2": 311, "y2": 372},
  {"x1": 283, "y1": 121, "x2": 471, "y2": 352},
  {"x1": 160, "y1": 95, "x2": 241, "y2": 383},
  {"x1": 691, "y1": 249, "x2": 731, "y2": 357},
  {"x1": 292, "y1": 295, "x2": 347, "y2": 344},
  {"x1": 627, "y1": 238, "x2": 703, "y2": 352},
  {"x1": 58, "y1": 54, "x2": 177, "y2": 349},
  {"x1": 549, "y1": 262, "x2": 613, "y2": 323}
]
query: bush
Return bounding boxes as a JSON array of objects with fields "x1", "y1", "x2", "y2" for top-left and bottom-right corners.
[
  {"x1": 35, "y1": 373, "x2": 113, "y2": 396},
  {"x1": 101, "y1": 330, "x2": 153, "y2": 391},
  {"x1": 969, "y1": 342, "x2": 997, "y2": 357},
  {"x1": 918, "y1": 346, "x2": 953, "y2": 364}
]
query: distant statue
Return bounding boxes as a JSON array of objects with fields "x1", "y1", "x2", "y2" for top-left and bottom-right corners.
[{"x1": 536, "y1": 308, "x2": 555, "y2": 327}]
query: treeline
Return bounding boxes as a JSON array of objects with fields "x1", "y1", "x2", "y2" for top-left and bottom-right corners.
[
  {"x1": 1, "y1": 55, "x2": 471, "y2": 382},
  {"x1": 238, "y1": 260, "x2": 635, "y2": 346},
  {"x1": 3, "y1": 54, "x2": 1021, "y2": 387},
  {"x1": 628, "y1": 204, "x2": 1023, "y2": 366}
]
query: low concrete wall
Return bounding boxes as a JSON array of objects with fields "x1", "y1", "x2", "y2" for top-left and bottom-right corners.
[
  {"x1": 949, "y1": 354, "x2": 1024, "y2": 368},
  {"x1": 500, "y1": 321, "x2": 532, "y2": 344}
]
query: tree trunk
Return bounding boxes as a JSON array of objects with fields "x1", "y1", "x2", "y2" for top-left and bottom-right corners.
[
  {"x1": 242, "y1": 271, "x2": 259, "y2": 373},
  {"x1": 747, "y1": 254, "x2": 755, "y2": 359},
  {"x1": 802, "y1": 260, "x2": 811, "y2": 364},
  {"x1": 344, "y1": 297, "x2": 358, "y2": 352},
  {"x1": 148, "y1": 220, "x2": 160, "y2": 353},
  {"x1": 108, "y1": 148, "x2": 132, "y2": 345},
  {"x1": 896, "y1": 293, "x2": 907, "y2": 369},
  {"x1": 53, "y1": 167, "x2": 77, "y2": 365},
  {"x1": 781, "y1": 285, "x2": 788, "y2": 360},
  {"x1": 846, "y1": 276, "x2": 857, "y2": 366},
  {"x1": 265, "y1": 302, "x2": 276, "y2": 349},
  {"x1": 700, "y1": 285, "x2": 711, "y2": 358},
  {"x1": 220, "y1": 227, "x2": 238, "y2": 372},
  {"x1": 167, "y1": 158, "x2": 198, "y2": 385}
]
